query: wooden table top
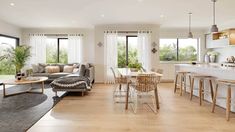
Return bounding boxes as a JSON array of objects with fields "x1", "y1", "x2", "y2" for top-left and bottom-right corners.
[{"x1": 2, "y1": 76, "x2": 48, "y2": 85}]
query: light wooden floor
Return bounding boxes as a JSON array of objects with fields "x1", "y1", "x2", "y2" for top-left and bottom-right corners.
[{"x1": 28, "y1": 83, "x2": 235, "y2": 132}]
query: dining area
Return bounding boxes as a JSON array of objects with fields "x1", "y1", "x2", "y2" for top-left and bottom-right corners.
[{"x1": 110, "y1": 67, "x2": 163, "y2": 113}]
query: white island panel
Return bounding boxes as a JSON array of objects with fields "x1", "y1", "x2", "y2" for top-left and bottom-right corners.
[{"x1": 175, "y1": 64, "x2": 235, "y2": 112}]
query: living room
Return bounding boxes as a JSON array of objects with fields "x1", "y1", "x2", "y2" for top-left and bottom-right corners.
[{"x1": 1, "y1": 0, "x2": 235, "y2": 132}]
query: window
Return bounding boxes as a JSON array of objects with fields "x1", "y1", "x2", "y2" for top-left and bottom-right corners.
[
  {"x1": 0, "y1": 34, "x2": 19, "y2": 78},
  {"x1": 46, "y1": 38, "x2": 68, "y2": 64},
  {"x1": 117, "y1": 36, "x2": 138, "y2": 68},
  {"x1": 160, "y1": 38, "x2": 199, "y2": 62}
]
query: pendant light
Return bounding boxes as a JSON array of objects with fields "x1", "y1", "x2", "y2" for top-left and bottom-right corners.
[
  {"x1": 188, "y1": 12, "x2": 193, "y2": 38},
  {"x1": 211, "y1": 0, "x2": 219, "y2": 33}
]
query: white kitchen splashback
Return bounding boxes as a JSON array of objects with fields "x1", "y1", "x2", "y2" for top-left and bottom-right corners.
[{"x1": 211, "y1": 46, "x2": 235, "y2": 63}]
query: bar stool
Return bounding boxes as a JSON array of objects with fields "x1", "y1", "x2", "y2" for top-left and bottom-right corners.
[
  {"x1": 174, "y1": 71, "x2": 191, "y2": 96},
  {"x1": 190, "y1": 74, "x2": 215, "y2": 105},
  {"x1": 212, "y1": 79, "x2": 235, "y2": 121}
]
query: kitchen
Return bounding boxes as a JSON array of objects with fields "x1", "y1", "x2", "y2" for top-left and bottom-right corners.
[{"x1": 175, "y1": 28, "x2": 235, "y2": 120}]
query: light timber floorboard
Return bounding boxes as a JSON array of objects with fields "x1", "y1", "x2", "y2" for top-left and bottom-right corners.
[{"x1": 28, "y1": 83, "x2": 235, "y2": 132}]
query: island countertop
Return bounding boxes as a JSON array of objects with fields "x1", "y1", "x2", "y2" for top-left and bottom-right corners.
[{"x1": 175, "y1": 63, "x2": 235, "y2": 80}]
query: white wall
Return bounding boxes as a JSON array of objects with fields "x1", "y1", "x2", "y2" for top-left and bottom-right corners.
[
  {"x1": 94, "y1": 24, "x2": 160, "y2": 83},
  {"x1": 0, "y1": 19, "x2": 21, "y2": 38},
  {"x1": 21, "y1": 28, "x2": 95, "y2": 63}
]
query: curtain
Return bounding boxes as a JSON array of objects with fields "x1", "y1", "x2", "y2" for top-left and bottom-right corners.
[
  {"x1": 104, "y1": 31, "x2": 118, "y2": 84},
  {"x1": 68, "y1": 34, "x2": 83, "y2": 63},
  {"x1": 137, "y1": 31, "x2": 152, "y2": 71},
  {"x1": 29, "y1": 34, "x2": 47, "y2": 64}
]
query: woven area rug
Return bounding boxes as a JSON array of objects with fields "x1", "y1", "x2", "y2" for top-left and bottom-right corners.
[{"x1": 0, "y1": 83, "x2": 65, "y2": 132}]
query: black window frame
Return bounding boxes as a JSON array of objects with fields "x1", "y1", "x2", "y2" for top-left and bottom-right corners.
[
  {"x1": 159, "y1": 38, "x2": 199, "y2": 61},
  {"x1": 46, "y1": 37, "x2": 68, "y2": 63},
  {"x1": 57, "y1": 38, "x2": 68, "y2": 63},
  {"x1": 0, "y1": 34, "x2": 20, "y2": 46},
  {"x1": 124, "y1": 35, "x2": 138, "y2": 66}
]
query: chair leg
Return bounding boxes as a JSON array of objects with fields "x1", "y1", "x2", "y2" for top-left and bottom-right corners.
[
  {"x1": 113, "y1": 84, "x2": 120, "y2": 103},
  {"x1": 226, "y1": 86, "x2": 231, "y2": 121},
  {"x1": 154, "y1": 86, "x2": 160, "y2": 110},
  {"x1": 209, "y1": 79, "x2": 214, "y2": 101},
  {"x1": 199, "y1": 80, "x2": 202, "y2": 106},
  {"x1": 189, "y1": 75, "x2": 192, "y2": 90},
  {"x1": 134, "y1": 93, "x2": 138, "y2": 114},
  {"x1": 174, "y1": 74, "x2": 178, "y2": 93},
  {"x1": 212, "y1": 83, "x2": 218, "y2": 113},
  {"x1": 184, "y1": 75, "x2": 187, "y2": 93},
  {"x1": 190, "y1": 78, "x2": 195, "y2": 101},
  {"x1": 202, "y1": 80, "x2": 205, "y2": 101},
  {"x1": 180, "y1": 75, "x2": 183, "y2": 96}
]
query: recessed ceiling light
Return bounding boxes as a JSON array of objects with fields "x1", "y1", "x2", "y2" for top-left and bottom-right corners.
[
  {"x1": 101, "y1": 14, "x2": 105, "y2": 18},
  {"x1": 10, "y1": 3, "x2": 15, "y2": 6},
  {"x1": 160, "y1": 15, "x2": 165, "y2": 18},
  {"x1": 71, "y1": 20, "x2": 77, "y2": 24}
]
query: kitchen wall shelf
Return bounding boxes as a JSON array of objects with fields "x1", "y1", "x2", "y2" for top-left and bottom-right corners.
[{"x1": 206, "y1": 29, "x2": 235, "y2": 48}]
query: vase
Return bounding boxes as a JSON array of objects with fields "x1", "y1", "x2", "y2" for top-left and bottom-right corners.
[
  {"x1": 210, "y1": 55, "x2": 216, "y2": 63},
  {"x1": 204, "y1": 55, "x2": 210, "y2": 63}
]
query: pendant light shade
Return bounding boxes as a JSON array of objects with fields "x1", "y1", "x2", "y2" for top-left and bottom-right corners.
[
  {"x1": 188, "y1": 12, "x2": 193, "y2": 38},
  {"x1": 188, "y1": 32, "x2": 193, "y2": 38},
  {"x1": 211, "y1": 0, "x2": 219, "y2": 33}
]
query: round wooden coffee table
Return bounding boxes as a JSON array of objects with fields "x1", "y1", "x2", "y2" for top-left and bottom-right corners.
[{"x1": 2, "y1": 76, "x2": 48, "y2": 97}]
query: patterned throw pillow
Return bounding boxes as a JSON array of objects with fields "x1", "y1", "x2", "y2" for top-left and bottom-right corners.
[
  {"x1": 45, "y1": 66, "x2": 60, "y2": 73},
  {"x1": 38, "y1": 63, "x2": 47, "y2": 73},
  {"x1": 63, "y1": 65, "x2": 74, "y2": 73},
  {"x1": 32, "y1": 64, "x2": 39, "y2": 73}
]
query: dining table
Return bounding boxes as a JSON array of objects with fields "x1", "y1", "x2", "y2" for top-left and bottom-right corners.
[{"x1": 117, "y1": 68, "x2": 163, "y2": 110}]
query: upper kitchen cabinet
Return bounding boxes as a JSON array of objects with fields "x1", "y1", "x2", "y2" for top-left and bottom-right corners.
[{"x1": 206, "y1": 29, "x2": 235, "y2": 48}]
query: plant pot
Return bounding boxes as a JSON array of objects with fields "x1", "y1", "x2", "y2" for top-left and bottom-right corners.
[
  {"x1": 210, "y1": 55, "x2": 216, "y2": 63},
  {"x1": 130, "y1": 68, "x2": 138, "y2": 72}
]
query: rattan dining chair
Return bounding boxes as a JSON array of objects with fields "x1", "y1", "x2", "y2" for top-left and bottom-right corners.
[
  {"x1": 110, "y1": 67, "x2": 128, "y2": 103},
  {"x1": 130, "y1": 73, "x2": 162, "y2": 113}
]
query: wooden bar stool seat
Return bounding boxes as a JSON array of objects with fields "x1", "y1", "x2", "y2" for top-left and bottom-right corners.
[
  {"x1": 212, "y1": 79, "x2": 235, "y2": 121},
  {"x1": 190, "y1": 73, "x2": 216, "y2": 106},
  {"x1": 174, "y1": 71, "x2": 191, "y2": 96}
]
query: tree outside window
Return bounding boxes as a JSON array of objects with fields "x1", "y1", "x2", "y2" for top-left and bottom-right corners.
[{"x1": 160, "y1": 38, "x2": 198, "y2": 62}]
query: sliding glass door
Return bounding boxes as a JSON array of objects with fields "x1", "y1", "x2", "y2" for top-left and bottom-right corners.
[{"x1": 0, "y1": 35, "x2": 19, "y2": 79}]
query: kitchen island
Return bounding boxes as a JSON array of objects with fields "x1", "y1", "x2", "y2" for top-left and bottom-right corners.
[{"x1": 175, "y1": 63, "x2": 235, "y2": 112}]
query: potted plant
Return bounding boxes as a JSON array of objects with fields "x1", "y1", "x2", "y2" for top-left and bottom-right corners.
[
  {"x1": 207, "y1": 50, "x2": 219, "y2": 63},
  {"x1": 128, "y1": 63, "x2": 142, "y2": 72},
  {"x1": 5, "y1": 45, "x2": 31, "y2": 74}
]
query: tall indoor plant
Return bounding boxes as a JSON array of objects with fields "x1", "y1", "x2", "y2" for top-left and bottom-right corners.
[{"x1": 6, "y1": 45, "x2": 31, "y2": 74}]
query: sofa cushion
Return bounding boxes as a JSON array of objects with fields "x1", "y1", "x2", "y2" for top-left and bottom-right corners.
[
  {"x1": 31, "y1": 73, "x2": 50, "y2": 77},
  {"x1": 45, "y1": 66, "x2": 60, "y2": 73},
  {"x1": 49, "y1": 64, "x2": 65, "y2": 72},
  {"x1": 38, "y1": 63, "x2": 47, "y2": 73},
  {"x1": 63, "y1": 65, "x2": 74, "y2": 73},
  {"x1": 49, "y1": 72, "x2": 70, "y2": 79},
  {"x1": 79, "y1": 64, "x2": 86, "y2": 76},
  {"x1": 73, "y1": 68, "x2": 79, "y2": 73},
  {"x1": 32, "y1": 64, "x2": 39, "y2": 73}
]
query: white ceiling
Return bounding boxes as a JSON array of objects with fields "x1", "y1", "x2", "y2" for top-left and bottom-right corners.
[{"x1": 0, "y1": 0, "x2": 234, "y2": 29}]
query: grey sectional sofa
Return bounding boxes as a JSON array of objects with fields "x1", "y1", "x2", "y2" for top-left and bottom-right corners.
[{"x1": 31, "y1": 63, "x2": 95, "y2": 83}]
